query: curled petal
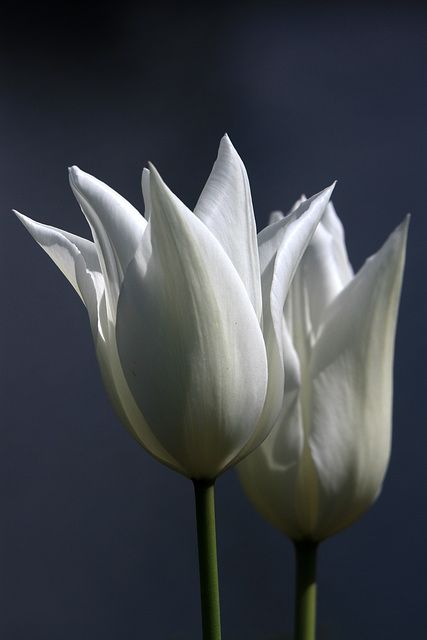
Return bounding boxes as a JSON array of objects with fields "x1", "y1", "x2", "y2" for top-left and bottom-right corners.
[
  {"x1": 14, "y1": 211, "x2": 187, "y2": 475},
  {"x1": 69, "y1": 167, "x2": 147, "y2": 318},
  {"x1": 13, "y1": 211, "x2": 103, "y2": 336}
]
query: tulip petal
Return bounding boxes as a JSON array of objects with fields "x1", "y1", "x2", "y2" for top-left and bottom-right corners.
[
  {"x1": 293, "y1": 209, "x2": 353, "y2": 337},
  {"x1": 237, "y1": 364, "x2": 305, "y2": 539},
  {"x1": 267, "y1": 185, "x2": 336, "y2": 352},
  {"x1": 69, "y1": 167, "x2": 147, "y2": 319},
  {"x1": 14, "y1": 211, "x2": 187, "y2": 475},
  {"x1": 248, "y1": 185, "x2": 335, "y2": 448},
  {"x1": 194, "y1": 135, "x2": 262, "y2": 320},
  {"x1": 13, "y1": 211, "x2": 103, "y2": 331},
  {"x1": 141, "y1": 168, "x2": 151, "y2": 219},
  {"x1": 116, "y1": 164, "x2": 268, "y2": 479},
  {"x1": 93, "y1": 301, "x2": 189, "y2": 476},
  {"x1": 307, "y1": 216, "x2": 409, "y2": 539},
  {"x1": 321, "y1": 202, "x2": 354, "y2": 285}
]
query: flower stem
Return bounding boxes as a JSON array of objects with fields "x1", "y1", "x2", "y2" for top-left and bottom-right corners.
[
  {"x1": 193, "y1": 479, "x2": 221, "y2": 640},
  {"x1": 293, "y1": 540, "x2": 319, "y2": 640}
]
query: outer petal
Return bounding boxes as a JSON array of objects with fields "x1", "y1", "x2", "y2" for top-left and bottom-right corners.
[
  {"x1": 116, "y1": 165, "x2": 268, "y2": 480},
  {"x1": 194, "y1": 135, "x2": 262, "y2": 320},
  {"x1": 93, "y1": 301, "x2": 189, "y2": 476},
  {"x1": 13, "y1": 211, "x2": 103, "y2": 336},
  {"x1": 14, "y1": 211, "x2": 187, "y2": 475},
  {"x1": 69, "y1": 167, "x2": 147, "y2": 319},
  {"x1": 306, "y1": 215, "x2": 409, "y2": 540}
]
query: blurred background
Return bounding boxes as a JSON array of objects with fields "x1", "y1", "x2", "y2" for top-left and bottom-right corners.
[{"x1": 1, "y1": 1, "x2": 426, "y2": 638}]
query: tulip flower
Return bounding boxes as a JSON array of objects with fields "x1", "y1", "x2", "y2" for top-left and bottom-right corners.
[
  {"x1": 15, "y1": 136, "x2": 334, "y2": 640},
  {"x1": 14, "y1": 137, "x2": 334, "y2": 482},
  {"x1": 237, "y1": 200, "x2": 409, "y2": 640}
]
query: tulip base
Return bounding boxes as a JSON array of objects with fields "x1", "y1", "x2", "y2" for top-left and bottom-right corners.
[
  {"x1": 293, "y1": 540, "x2": 318, "y2": 640},
  {"x1": 193, "y1": 479, "x2": 221, "y2": 640}
]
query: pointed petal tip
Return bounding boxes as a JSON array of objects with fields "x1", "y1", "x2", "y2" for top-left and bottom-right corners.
[
  {"x1": 218, "y1": 133, "x2": 237, "y2": 156},
  {"x1": 313, "y1": 181, "x2": 336, "y2": 203},
  {"x1": 307, "y1": 181, "x2": 336, "y2": 213},
  {"x1": 68, "y1": 165, "x2": 85, "y2": 191},
  {"x1": 392, "y1": 213, "x2": 410, "y2": 247},
  {"x1": 14, "y1": 211, "x2": 59, "y2": 247},
  {"x1": 295, "y1": 182, "x2": 336, "y2": 220},
  {"x1": 384, "y1": 213, "x2": 410, "y2": 247},
  {"x1": 68, "y1": 165, "x2": 80, "y2": 177},
  {"x1": 141, "y1": 167, "x2": 151, "y2": 191},
  {"x1": 213, "y1": 135, "x2": 248, "y2": 182},
  {"x1": 147, "y1": 162, "x2": 162, "y2": 187},
  {"x1": 147, "y1": 162, "x2": 177, "y2": 206},
  {"x1": 13, "y1": 209, "x2": 31, "y2": 227},
  {"x1": 324, "y1": 180, "x2": 337, "y2": 198}
]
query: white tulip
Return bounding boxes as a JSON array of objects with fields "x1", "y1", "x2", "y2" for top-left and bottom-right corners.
[
  {"x1": 15, "y1": 136, "x2": 333, "y2": 480},
  {"x1": 238, "y1": 202, "x2": 409, "y2": 540}
]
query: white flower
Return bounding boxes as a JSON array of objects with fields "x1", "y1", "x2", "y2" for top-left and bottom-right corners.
[
  {"x1": 237, "y1": 202, "x2": 409, "y2": 540},
  {"x1": 15, "y1": 136, "x2": 333, "y2": 480}
]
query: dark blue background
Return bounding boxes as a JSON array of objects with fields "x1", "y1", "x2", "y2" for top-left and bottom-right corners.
[{"x1": 1, "y1": 2, "x2": 425, "y2": 638}]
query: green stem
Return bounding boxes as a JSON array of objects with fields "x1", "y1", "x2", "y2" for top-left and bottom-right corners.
[
  {"x1": 293, "y1": 540, "x2": 319, "y2": 640},
  {"x1": 193, "y1": 479, "x2": 221, "y2": 640}
]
